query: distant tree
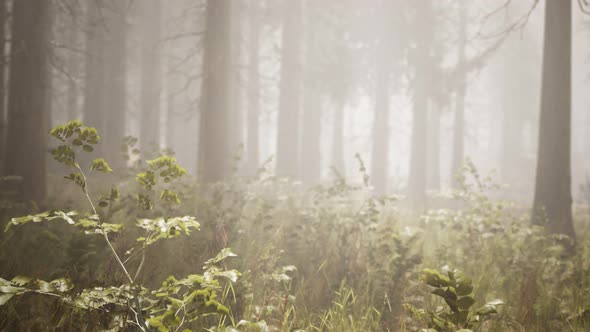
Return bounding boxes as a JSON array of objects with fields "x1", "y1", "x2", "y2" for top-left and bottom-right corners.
[
  {"x1": 139, "y1": 0, "x2": 162, "y2": 158},
  {"x1": 276, "y1": 0, "x2": 302, "y2": 178},
  {"x1": 300, "y1": 1, "x2": 322, "y2": 184},
  {"x1": 370, "y1": 1, "x2": 396, "y2": 195},
  {"x1": 407, "y1": 0, "x2": 433, "y2": 208},
  {"x1": 229, "y1": 0, "x2": 244, "y2": 169},
  {"x1": 5, "y1": 0, "x2": 51, "y2": 205},
  {"x1": 450, "y1": 2, "x2": 467, "y2": 189},
  {"x1": 0, "y1": 0, "x2": 8, "y2": 175},
  {"x1": 102, "y1": 1, "x2": 128, "y2": 169},
  {"x1": 531, "y1": 0, "x2": 575, "y2": 239},
  {"x1": 246, "y1": 0, "x2": 261, "y2": 175},
  {"x1": 198, "y1": 0, "x2": 232, "y2": 182},
  {"x1": 83, "y1": 0, "x2": 107, "y2": 158}
]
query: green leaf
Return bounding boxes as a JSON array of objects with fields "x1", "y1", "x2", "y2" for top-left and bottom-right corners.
[
  {"x1": 475, "y1": 299, "x2": 503, "y2": 316},
  {"x1": 421, "y1": 268, "x2": 450, "y2": 288},
  {"x1": 204, "y1": 248, "x2": 237, "y2": 270},
  {"x1": 457, "y1": 296, "x2": 475, "y2": 310},
  {"x1": 0, "y1": 293, "x2": 14, "y2": 306},
  {"x1": 82, "y1": 145, "x2": 94, "y2": 152},
  {"x1": 90, "y1": 158, "x2": 113, "y2": 173}
]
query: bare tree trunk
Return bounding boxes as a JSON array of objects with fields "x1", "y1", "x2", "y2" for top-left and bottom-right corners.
[
  {"x1": 407, "y1": 0, "x2": 432, "y2": 209},
  {"x1": 102, "y1": 1, "x2": 127, "y2": 169},
  {"x1": 83, "y1": 1, "x2": 106, "y2": 156},
  {"x1": 0, "y1": 0, "x2": 7, "y2": 175},
  {"x1": 370, "y1": 2, "x2": 393, "y2": 195},
  {"x1": 198, "y1": 0, "x2": 231, "y2": 182},
  {"x1": 332, "y1": 106, "x2": 345, "y2": 176},
  {"x1": 276, "y1": 0, "x2": 302, "y2": 178},
  {"x1": 532, "y1": 0, "x2": 575, "y2": 239},
  {"x1": 371, "y1": 62, "x2": 389, "y2": 194},
  {"x1": 450, "y1": 4, "x2": 466, "y2": 188},
  {"x1": 428, "y1": 103, "x2": 440, "y2": 190},
  {"x1": 300, "y1": 3, "x2": 321, "y2": 184},
  {"x1": 229, "y1": 0, "x2": 243, "y2": 170},
  {"x1": 139, "y1": 0, "x2": 162, "y2": 158},
  {"x1": 6, "y1": 0, "x2": 51, "y2": 205},
  {"x1": 246, "y1": 1, "x2": 260, "y2": 175}
]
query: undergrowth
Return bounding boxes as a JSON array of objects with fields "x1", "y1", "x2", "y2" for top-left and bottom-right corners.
[{"x1": 0, "y1": 121, "x2": 588, "y2": 331}]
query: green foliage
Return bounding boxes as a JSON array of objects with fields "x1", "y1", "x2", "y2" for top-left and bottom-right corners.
[
  {"x1": 1, "y1": 121, "x2": 239, "y2": 331},
  {"x1": 405, "y1": 268, "x2": 503, "y2": 331}
]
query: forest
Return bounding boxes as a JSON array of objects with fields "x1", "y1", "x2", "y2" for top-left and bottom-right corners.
[{"x1": 0, "y1": 0, "x2": 589, "y2": 331}]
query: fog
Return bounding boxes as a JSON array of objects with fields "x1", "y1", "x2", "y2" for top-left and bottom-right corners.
[
  {"x1": 42, "y1": 0, "x2": 588, "y2": 207},
  {"x1": 1, "y1": 1, "x2": 590, "y2": 330}
]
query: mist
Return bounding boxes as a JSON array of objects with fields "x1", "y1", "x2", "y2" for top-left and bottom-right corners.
[{"x1": 0, "y1": 1, "x2": 589, "y2": 331}]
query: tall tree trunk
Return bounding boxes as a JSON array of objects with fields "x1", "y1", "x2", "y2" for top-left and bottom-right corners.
[
  {"x1": 0, "y1": 0, "x2": 7, "y2": 175},
  {"x1": 139, "y1": 0, "x2": 162, "y2": 158},
  {"x1": 246, "y1": 1, "x2": 260, "y2": 175},
  {"x1": 450, "y1": 4, "x2": 466, "y2": 188},
  {"x1": 428, "y1": 103, "x2": 440, "y2": 190},
  {"x1": 198, "y1": 0, "x2": 231, "y2": 182},
  {"x1": 6, "y1": 0, "x2": 51, "y2": 205},
  {"x1": 407, "y1": 0, "x2": 432, "y2": 209},
  {"x1": 370, "y1": 4, "x2": 392, "y2": 195},
  {"x1": 371, "y1": 67, "x2": 389, "y2": 194},
  {"x1": 332, "y1": 106, "x2": 345, "y2": 176},
  {"x1": 300, "y1": 7, "x2": 321, "y2": 184},
  {"x1": 275, "y1": 0, "x2": 302, "y2": 178},
  {"x1": 83, "y1": 1, "x2": 106, "y2": 156},
  {"x1": 102, "y1": 2, "x2": 127, "y2": 169},
  {"x1": 65, "y1": 24, "x2": 80, "y2": 122},
  {"x1": 531, "y1": 0, "x2": 575, "y2": 239},
  {"x1": 300, "y1": 80, "x2": 321, "y2": 184},
  {"x1": 229, "y1": 0, "x2": 243, "y2": 170}
]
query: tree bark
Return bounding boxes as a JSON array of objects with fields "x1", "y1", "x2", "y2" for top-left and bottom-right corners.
[
  {"x1": 198, "y1": 0, "x2": 232, "y2": 182},
  {"x1": 229, "y1": 0, "x2": 243, "y2": 169},
  {"x1": 407, "y1": 0, "x2": 432, "y2": 209},
  {"x1": 300, "y1": 3, "x2": 321, "y2": 185},
  {"x1": 450, "y1": 4, "x2": 466, "y2": 188},
  {"x1": 275, "y1": 0, "x2": 302, "y2": 178},
  {"x1": 83, "y1": 0, "x2": 106, "y2": 156},
  {"x1": 246, "y1": 1, "x2": 260, "y2": 175},
  {"x1": 531, "y1": 0, "x2": 575, "y2": 239},
  {"x1": 102, "y1": 1, "x2": 128, "y2": 169},
  {"x1": 371, "y1": 61, "x2": 390, "y2": 195},
  {"x1": 139, "y1": 0, "x2": 162, "y2": 158},
  {"x1": 6, "y1": 0, "x2": 51, "y2": 205},
  {"x1": 427, "y1": 103, "x2": 440, "y2": 190},
  {"x1": 370, "y1": 2, "x2": 393, "y2": 195},
  {"x1": 0, "y1": 0, "x2": 7, "y2": 175},
  {"x1": 332, "y1": 105, "x2": 345, "y2": 177}
]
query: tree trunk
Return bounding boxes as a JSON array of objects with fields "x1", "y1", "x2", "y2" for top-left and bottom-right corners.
[
  {"x1": 246, "y1": 1, "x2": 260, "y2": 175},
  {"x1": 370, "y1": 2, "x2": 393, "y2": 195},
  {"x1": 428, "y1": 103, "x2": 440, "y2": 190},
  {"x1": 83, "y1": 1, "x2": 106, "y2": 156},
  {"x1": 371, "y1": 63, "x2": 389, "y2": 194},
  {"x1": 450, "y1": 4, "x2": 466, "y2": 188},
  {"x1": 332, "y1": 106, "x2": 345, "y2": 177},
  {"x1": 102, "y1": 1, "x2": 128, "y2": 169},
  {"x1": 6, "y1": 0, "x2": 51, "y2": 205},
  {"x1": 139, "y1": 0, "x2": 162, "y2": 158},
  {"x1": 0, "y1": 0, "x2": 7, "y2": 175},
  {"x1": 407, "y1": 0, "x2": 432, "y2": 209},
  {"x1": 531, "y1": 0, "x2": 575, "y2": 239},
  {"x1": 275, "y1": 0, "x2": 302, "y2": 178},
  {"x1": 300, "y1": 4, "x2": 321, "y2": 185},
  {"x1": 198, "y1": 0, "x2": 231, "y2": 182},
  {"x1": 229, "y1": 0, "x2": 243, "y2": 170}
]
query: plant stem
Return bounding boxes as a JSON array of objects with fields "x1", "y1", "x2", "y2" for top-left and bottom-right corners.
[{"x1": 76, "y1": 163, "x2": 134, "y2": 284}]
